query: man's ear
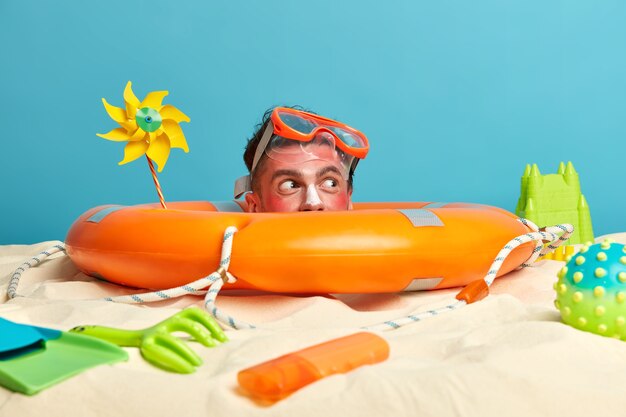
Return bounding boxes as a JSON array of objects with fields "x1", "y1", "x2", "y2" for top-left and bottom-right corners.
[{"x1": 245, "y1": 192, "x2": 260, "y2": 213}]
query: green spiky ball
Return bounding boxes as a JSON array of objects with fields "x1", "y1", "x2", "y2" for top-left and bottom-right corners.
[{"x1": 554, "y1": 240, "x2": 626, "y2": 340}]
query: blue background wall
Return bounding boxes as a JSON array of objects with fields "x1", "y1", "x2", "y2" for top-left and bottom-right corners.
[{"x1": 1, "y1": 0, "x2": 625, "y2": 244}]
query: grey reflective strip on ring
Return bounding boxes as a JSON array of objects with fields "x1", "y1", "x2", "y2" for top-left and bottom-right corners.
[
  {"x1": 86, "y1": 206, "x2": 126, "y2": 223},
  {"x1": 211, "y1": 201, "x2": 244, "y2": 212},
  {"x1": 397, "y1": 209, "x2": 444, "y2": 227},
  {"x1": 402, "y1": 277, "x2": 443, "y2": 291},
  {"x1": 423, "y1": 202, "x2": 448, "y2": 208}
]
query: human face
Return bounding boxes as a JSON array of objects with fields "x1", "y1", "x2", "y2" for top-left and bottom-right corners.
[{"x1": 245, "y1": 148, "x2": 353, "y2": 212}]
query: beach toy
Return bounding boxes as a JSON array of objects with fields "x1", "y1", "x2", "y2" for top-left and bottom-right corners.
[
  {"x1": 60, "y1": 200, "x2": 573, "y2": 331},
  {"x1": 97, "y1": 81, "x2": 190, "y2": 208},
  {"x1": 554, "y1": 240, "x2": 626, "y2": 339},
  {"x1": 516, "y1": 161, "x2": 594, "y2": 245},
  {"x1": 70, "y1": 307, "x2": 228, "y2": 373},
  {"x1": 238, "y1": 332, "x2": 389, "y2": 402},
  {"x1": 65, "y1": 201, "x2": 541, "y2": 293},
  {"x1": 0, "y1": 317, "x2": 61, "y2": 357},
  {"x1": 0, "y1": 318, "x2": 127, "y2": 395},
  {"x1": 516, "y1": 161, "x2": 595, "y2": 261}
]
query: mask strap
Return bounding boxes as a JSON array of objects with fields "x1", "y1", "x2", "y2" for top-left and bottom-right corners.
[
  {"x1": 348, "y1": 157, "x2": 359, "y2": 180},
  {"x1": 234, "y1": 120, "x2": 276, "y2": 199},
  {"x1": 251, "y1": 120, "x2": 275, "y2": 173},
  {"x1": 233, "y1": 175, "x2": 251, "y2": 199}
]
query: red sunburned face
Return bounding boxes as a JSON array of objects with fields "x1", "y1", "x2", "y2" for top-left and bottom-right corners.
[{"x1": 245, "y1": 153, "x2": 352, "y2": 213}]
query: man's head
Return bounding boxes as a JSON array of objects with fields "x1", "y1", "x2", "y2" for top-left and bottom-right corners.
[{"x1": 237, "y1": 106, "x2": 368, "y2": 213}]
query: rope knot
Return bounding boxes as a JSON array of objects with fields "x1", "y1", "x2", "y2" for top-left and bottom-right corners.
[{"x1": 215, "y1": 266, "x2": 236, "y2": 284}]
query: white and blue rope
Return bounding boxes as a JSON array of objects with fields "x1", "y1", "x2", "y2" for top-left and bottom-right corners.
[{"x1": 7, "y1": 243, "x2": 66, "y2": 299}]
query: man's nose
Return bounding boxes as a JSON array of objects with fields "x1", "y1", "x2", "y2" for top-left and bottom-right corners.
[{"x1": 300, "y1": 184, "x2": 325, "y2": 211}]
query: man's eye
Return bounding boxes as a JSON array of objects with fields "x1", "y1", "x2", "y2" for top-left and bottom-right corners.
[
  {"x1": 321, "y1": 178, "x2": 338, "y2": 189},
  {"x1": 278, "y1": 180, "x2": 299, "y2": 192}
]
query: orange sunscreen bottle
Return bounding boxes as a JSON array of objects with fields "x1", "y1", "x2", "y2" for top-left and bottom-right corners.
[{"x1": 237, "y1": 332, "x2": 389, "y2": 401}]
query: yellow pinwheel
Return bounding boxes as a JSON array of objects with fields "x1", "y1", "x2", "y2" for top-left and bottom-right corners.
[{"x1": 97, "y1": 81, "x2": 190, "y2": 172}]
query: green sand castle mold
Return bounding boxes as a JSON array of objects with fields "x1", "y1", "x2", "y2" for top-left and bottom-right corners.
[{"x1": 516, "y1": 161, "x2": 594, "y2": 245}]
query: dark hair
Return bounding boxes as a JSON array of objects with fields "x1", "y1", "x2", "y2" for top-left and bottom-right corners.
[{"x1": 243, "y1": 105, "x2": 356, "y2": 192}]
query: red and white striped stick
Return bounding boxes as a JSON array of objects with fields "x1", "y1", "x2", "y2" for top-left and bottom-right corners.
[{"x1": 146, "y1": 156, "x2": 167, "y2": 209}]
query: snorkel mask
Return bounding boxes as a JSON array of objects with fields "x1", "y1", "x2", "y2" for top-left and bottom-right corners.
[{"x1": 234, "y1": 107, "x2": 370, "y2": 198}]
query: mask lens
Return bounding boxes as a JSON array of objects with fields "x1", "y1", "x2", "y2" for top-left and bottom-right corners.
[
  {"x1": 267, "y1": 133, "x2": 336, "y2": 159},
  {"x1": 327, "y1": 126, "x2": 367, "y2": 149},
  {"x1": 266, "y1": 136, "x2": 305, "y2": 157},
  {"x1": 276, "y1": 112, "x2": 317, "y2": 134}
]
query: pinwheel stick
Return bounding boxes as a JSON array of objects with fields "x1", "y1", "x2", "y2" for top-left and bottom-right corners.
[{"x1": 146, "y1": 156, "x2": 167, "y2": 209}]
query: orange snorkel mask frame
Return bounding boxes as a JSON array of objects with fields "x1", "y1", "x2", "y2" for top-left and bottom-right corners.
[
  {"x1": 234, "y1": 107, "x2": 370, "y2": 198},
  {"x1": 270, "y1": 107, "x2": 369, "y2": 156}
]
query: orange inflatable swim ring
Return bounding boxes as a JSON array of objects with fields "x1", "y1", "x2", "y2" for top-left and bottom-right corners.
[{"x1": 65, "y1": 201, "x2": 536, "y2": 294}]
